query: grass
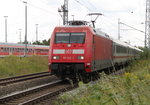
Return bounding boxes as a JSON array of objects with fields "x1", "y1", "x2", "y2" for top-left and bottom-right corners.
[
  {"x1": 57, "y1": 59, "x2": 150, "y2": 105},
  {"x1": 0, "y1": 56, "x2": 48, "y2": 78}
]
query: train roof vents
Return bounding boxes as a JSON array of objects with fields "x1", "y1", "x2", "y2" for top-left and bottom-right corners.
[
  {"x1": 94, "y1": 28, "x2": 111, "y2": 39},
  {"x1": 68, "y1": 20, "x2": 88, "y2": 26}
]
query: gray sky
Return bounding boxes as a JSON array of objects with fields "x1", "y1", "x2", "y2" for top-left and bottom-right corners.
[{"x1": 0, "y1": 0, "x2": 145, "y2": 47}]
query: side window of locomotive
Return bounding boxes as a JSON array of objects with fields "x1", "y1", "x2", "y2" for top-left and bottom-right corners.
[
  {"x1": 70, "y1": 33, "x2": 85, "y2": 44},
  {"x1": 55, "y1": 33, "x2": 70, "y2": 43}
]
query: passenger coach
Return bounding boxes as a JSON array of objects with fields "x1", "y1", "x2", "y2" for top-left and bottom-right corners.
[{"x1": 0, "y1": 43, "x2": 49, "y2": 57}]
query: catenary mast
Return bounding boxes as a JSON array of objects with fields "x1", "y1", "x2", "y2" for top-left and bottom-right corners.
[
  {"x1": 145, "y1": 0, "x2": 150, "y2": 48},
  {"x1": 58, "y1": 0, "x2": 68, "y2": 25}
]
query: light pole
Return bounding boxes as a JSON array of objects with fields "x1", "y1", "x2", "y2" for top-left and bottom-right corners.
[
  {"x1": 19, "y1": 29, "x2": 22, "y2": 43},
  {"x1": 35, "y1": 24, "x2": 38, "y2": 42},
  {"x1": 71, "y1": 15, "x2": 74, "y2": 21},
  {"x1": 23, "y1": 1, "x2": 27, "y2": 57},
  {"x1": 118, "y1": 18, "x2": 120, "y2": 40},
  {"x1": 4, "y1": 16, "x2": 8, "y2": 43}
]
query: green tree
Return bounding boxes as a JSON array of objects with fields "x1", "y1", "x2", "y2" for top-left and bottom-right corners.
[
  {"x1": 32, "y1": 39, "x2": 50, "y2": 45},
  {"x1": 33, "y1": 41, "x2": 42, "y2": 45},
  {"x1": 42, "y1": 39, "x2": 50, "y2": 45},
  {"x1": 139, "y1": 47, "x2": 150, "y2": 59}
]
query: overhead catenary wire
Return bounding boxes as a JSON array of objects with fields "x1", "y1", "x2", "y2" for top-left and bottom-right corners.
[
  {"x1": 120, "y1": 22, "x2": 145, "y2": 34},
  {"x1": 80, "y1": 0, "x2": 99, "y2": 11},
  {"x1": 28, "y1": 3, "x2": 58, "y2": 16},
  {"x1": 73, "y1": 0, "x2": 116, "y2": 27},
  {"x1": 73, "y1": 0, "x2": 93, "y2": 11},
  {"x1": 20, "y1": 0, "x2": 58, "y2": 16}
]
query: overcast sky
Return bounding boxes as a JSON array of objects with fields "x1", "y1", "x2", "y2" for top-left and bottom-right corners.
[{"x1": 0, "y1": 0, "x2": 145, "y2": 47}]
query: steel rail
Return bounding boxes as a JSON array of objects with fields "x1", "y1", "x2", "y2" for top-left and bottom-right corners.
[
  {"x1": 0, "y1": 71, "x2": 52, "y2": 86},
  {"x1": 0, "y1": 80, "x2": 64, "y2": 104},
  {"x1": 19, "y1": 84, "x2": 78, "y2": 105}
]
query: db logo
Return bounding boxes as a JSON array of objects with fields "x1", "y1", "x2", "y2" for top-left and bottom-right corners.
[{"x1": 65, "y1": 49, "x2": 72, "y2": 54}]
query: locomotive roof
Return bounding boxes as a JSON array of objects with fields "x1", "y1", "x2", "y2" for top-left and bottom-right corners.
[
  {"x1": 94, "y1": 28, "x2": 142, "y2": 51},
  {"x1": 0, "y1": 42, "x2": 49, "y2": 48},
  {"x1": 68, "y1": 20, "x2": 88, "y2": 26}
]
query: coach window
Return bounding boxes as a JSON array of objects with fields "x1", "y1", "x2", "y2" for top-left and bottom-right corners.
[
  {"x1": 30, "y1": 49, "x2": 32, "y2": 52},
  {"x1": 116, "y1": 45, "x2": 120, "y2": 53},
  {"x1": 116, "y1": 45, "x2": 127, "y2": 54},
  {"x1": 8, "y1": 48, "x2": 10, "y2": 52},
  {"x1": 13, "y1": 48, "x2": 15, "y2": 52},
  {"x1": 29, "y1": 49, "x2": 32, "y2": 52},
  {"x1": 3, "y1": 48, "x2": 7, "y2": 52},
  {"x1": 12, "y1": 48, "x2": 14, "y2": 52},
  {"x1": 16, "y1": 48, "x2": 18, "y2": 52},
  {"x1": 1, "y1": 47, "x2": 3, "y2": 52},
  {"x1": 130, "y1": 49, "x2": 132, "y2": 54},
  {"x1": 5, "y1": 48, "x2": 7, "y2": 52},
  {"x1": 22, "y1": 48, "x2": 25, "y2": 52},
  {"x1": 27, "y1": 48, "x2": 29, "y2": 52},
  {"x1": 14, "y1": 48, "x2": 16, "y2": 52},
  {"x1": 7, "y1": 48, "x2": 9, "y2": 52},
  {"x1": 3, "y1": 48, "x2": 6, "y2": 52}
]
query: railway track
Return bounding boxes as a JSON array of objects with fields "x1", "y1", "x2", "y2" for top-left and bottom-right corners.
[
  {"x1": 0, "y1": 80, "x2": 78, "y2": 105},
  {"x1": 0, "y1": 72, "x2": 52, "y2": 86}
]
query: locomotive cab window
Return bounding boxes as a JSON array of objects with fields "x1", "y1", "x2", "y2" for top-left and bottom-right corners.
[
  {"x1": 55, "y1": 33, "x2": 70, "y2": 43},
  {"x1": 55, "y1": 32, "x2": 85, "y2": 44},
  {"x1": 70, "y1": 33, "x2": 85, "y2": 43}
]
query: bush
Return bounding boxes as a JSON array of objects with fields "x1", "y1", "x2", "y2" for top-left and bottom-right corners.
[
  {"x1": 57, "y1": 59, "x2": 150, "y2": 105},
  {"x1": 139, "y1": 47, "x2": 150, "y2": 59}
]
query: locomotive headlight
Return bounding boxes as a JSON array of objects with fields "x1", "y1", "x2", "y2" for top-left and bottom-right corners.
[
  {"x1": 81, "y1": 56, "x2": 84, "y2": 59},
  {"x1": 77, "y1": 56, "x2": 84, "y2": 60},
  {"x1": 53, "y1": 56, "x2": 56, "y2": 59},
  {"x1": 53, "y1": 56, "x2": 60, "y2": 60}
]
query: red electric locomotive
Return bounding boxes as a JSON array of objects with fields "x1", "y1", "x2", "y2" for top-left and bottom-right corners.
[{"x1": 48, "y1": 21, "x2": 142, "y2": 83}]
